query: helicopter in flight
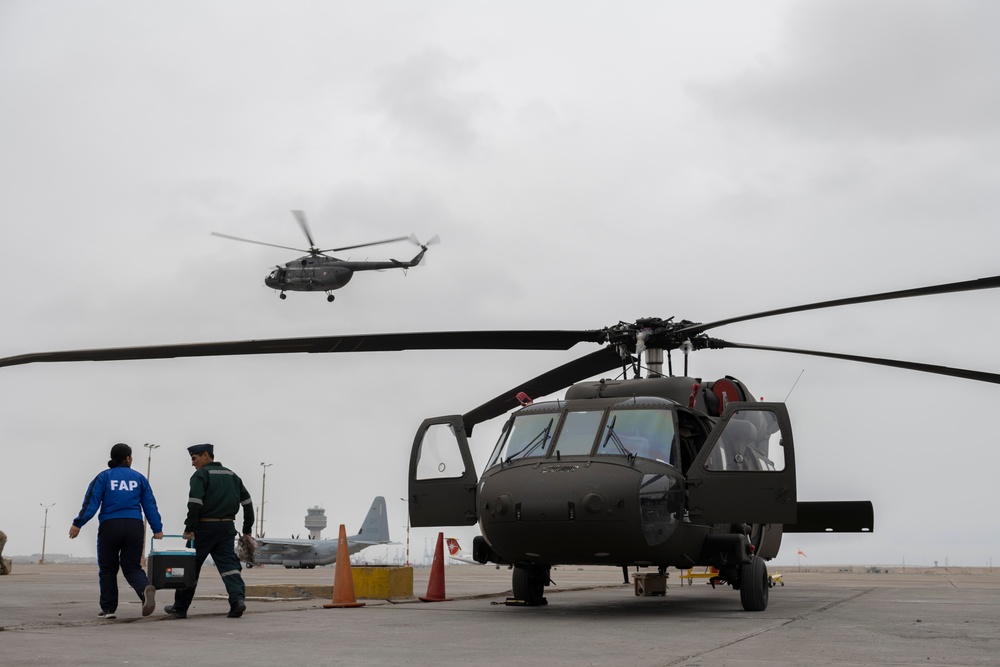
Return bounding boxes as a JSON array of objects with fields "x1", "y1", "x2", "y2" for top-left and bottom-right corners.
[
  {"x1": 3, "y1": 273, "x2": 1000, "y2": 612},
  {"x1": 212, "y1": 210, "x2": 439, "y2": 301}
]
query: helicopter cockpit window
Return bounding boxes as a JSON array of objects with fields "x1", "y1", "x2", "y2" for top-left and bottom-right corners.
[
  {"x1": 489, "y1": 412, "x2": 559, "y2": 466},
  {"x1": 552, "y1": 410, "x2": 603, "y2": 457},
  {"x1": 703, "y1": 409, "x2": 785, "y2": 472},
  {"x1": 599, "y1": 409, "x2": 676, "y2": 464}
]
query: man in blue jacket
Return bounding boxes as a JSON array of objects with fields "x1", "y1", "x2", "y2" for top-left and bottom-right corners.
[{"x1": 70, "y1": 443, "x2": 164, "y2": 619}]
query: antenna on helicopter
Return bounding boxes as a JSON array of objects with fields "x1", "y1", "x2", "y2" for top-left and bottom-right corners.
[{"x1": 784, "y1": 369, "x2": 806, "y2": 402}]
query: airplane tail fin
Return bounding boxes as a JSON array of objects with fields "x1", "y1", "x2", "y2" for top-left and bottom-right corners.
[
  {"x1": 357, "y1": 496, "x2": 390, "y2": 544},
  {"x1": 445, "y1": 537, "x2": 461, "y2": 556}
]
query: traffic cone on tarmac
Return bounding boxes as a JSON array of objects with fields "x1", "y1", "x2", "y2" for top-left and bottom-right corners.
[
  {"x1": 323, "y1": 524, "x2": 365, "y2": 608},
  {"x1": 419, "y1": 532, "x2": 452, "y2": 602}
]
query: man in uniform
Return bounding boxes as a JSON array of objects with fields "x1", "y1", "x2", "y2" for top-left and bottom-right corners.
[{"x1": 164, "y1": 443, "x2": 254, "y2": 619}]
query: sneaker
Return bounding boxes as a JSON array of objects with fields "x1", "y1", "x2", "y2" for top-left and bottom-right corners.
[
  {"x1": 227, "y1": 599, "x2": 246, "y2": 618},
  {"x1": 163, "y1": 605, "x2": 187, "y2": 619},
  {"x1": 141, "y1": 585, "x2": 156, "y2": 617},
  {"x1": 97, "y1": 611, "x2": 116, "y2": 620}
]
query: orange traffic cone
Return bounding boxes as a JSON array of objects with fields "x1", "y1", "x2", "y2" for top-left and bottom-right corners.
[
  {"x1": 419, "y1": 532, "x2": 452, "y2": 602},
  {"x1": 323, "y1": 524, "x2": 365, "y2": 608}
]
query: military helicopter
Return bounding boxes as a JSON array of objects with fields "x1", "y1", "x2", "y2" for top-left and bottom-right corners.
[
  {"x1": 212, "y1": 210, "x2": 439, "y2": 301},
  {"x1": 3, "y1": 273, "x2": 1000, "y2": 611}
]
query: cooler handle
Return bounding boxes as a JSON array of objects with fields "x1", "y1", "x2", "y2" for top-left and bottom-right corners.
[{"x1": 150, "y1": 534, "x2": 195, "y2": 551}]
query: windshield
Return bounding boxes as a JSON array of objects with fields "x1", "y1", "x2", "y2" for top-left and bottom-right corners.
[
  {"x1": 552, "y1": 410, "x2": 603, "y2": 456},
  {"x1": 599, "y1": 409, "x2": 676, "y2": 464},
  {"x1": 488, "y1": 412, "x2": 557, "y2": 466},
  {"x1": 489, "y1": 405, "x2": 678, "y2": 467}
]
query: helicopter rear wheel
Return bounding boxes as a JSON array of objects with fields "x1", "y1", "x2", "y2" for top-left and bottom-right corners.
[
  {"x1": 279, "y1": 293, "x2": 287, "y2": 300},
  {"x1": 511, "y1": 565, "x2": 549, "y2": 606},
  {"x1": 739, "y1": 556, "x2": 769, "y2": 611}
]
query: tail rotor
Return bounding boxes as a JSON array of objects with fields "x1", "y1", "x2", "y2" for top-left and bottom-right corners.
[{"x1": 408, "y1": 234, "x2": 440, "y2": 266}]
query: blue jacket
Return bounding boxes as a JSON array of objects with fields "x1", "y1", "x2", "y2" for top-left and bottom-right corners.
[{"x1": 73, "y1": 466, "x2": 163, "y2": 533}]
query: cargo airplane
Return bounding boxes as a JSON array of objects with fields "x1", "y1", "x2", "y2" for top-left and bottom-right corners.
[{"x1": 249, "y1": 496, "x2": 391, "y2": 568}]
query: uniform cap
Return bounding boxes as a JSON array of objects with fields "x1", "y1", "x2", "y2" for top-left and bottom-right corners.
[{"x1": 187, "y1": 443, "x2": 214, "y2": 456}]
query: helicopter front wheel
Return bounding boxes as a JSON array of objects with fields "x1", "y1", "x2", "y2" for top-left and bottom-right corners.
[
  {"x1": 509, "y1": 564, "x2": 549, "y2": 606},
  {"x1": 739, "y1": 557, "x2": 769, "y2": 612},
  {"x1": 279, "y1": 293, "x2": 287, "y2": 300},
  {"x1": 326, "y1": 294, "x2": 335, "y2": 302}
]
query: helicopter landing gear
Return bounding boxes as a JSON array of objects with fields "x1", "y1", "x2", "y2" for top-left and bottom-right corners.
[
  {"x1": 507, "y1": 564, "x2": 549, "y2": 606},
  {"x1": 326, "y1": 293, "x2": 335, "y2": 302},
  {"x1": 279, "y1": 293, "x2": 287, "y2": 300},
  {"x1": 739, "y1": 556, "x2": 769, "y2": 612}
]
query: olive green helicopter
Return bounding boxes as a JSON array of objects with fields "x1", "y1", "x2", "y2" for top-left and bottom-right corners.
[
  {"x1": 212, "y1": 210, "x2": 438, "y2": 301},
  {"x1": 3, "y1": 273, "x2": 1000, "y2": 611}
]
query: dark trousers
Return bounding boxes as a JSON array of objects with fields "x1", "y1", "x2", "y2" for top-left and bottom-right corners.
[
  {"x1": 96, "y1": 518, "x2": 149, "y2": 613},
  {"x1": 172, "y1": 522, "x2": 245, "y2": 612}
]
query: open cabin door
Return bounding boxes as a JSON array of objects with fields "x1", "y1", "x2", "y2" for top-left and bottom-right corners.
[
  {"x1": 408, "y1": 415, "x2": 479, "y2": 527},
  {"x1": 686, "y1": 402, "x2": 797, "y2": 525}
]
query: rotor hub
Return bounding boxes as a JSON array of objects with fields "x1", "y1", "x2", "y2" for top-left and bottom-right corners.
[{"x1": 602, "y1": 318, "x2": 706, "y2": 351}]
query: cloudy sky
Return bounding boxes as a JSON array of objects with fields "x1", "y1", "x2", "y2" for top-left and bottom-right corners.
[{"x1": 1, "y1": 1, "x2": 998, "y2": 569}]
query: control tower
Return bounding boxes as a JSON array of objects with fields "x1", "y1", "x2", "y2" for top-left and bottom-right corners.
[{"x1": 304, "y1": 506, "x2": 327, "y2": 539}]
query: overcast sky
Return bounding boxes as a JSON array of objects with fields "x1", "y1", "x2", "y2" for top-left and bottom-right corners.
[{"x1": 1, "y1": 1, "x2": 998, "y2": 569}]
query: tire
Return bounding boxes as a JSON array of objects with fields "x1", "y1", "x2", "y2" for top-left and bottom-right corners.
[
  {"x1": 739, "y1": 557, "x2": 769, "y2": 611},
  {"x1": 512, "y1": 565, "x2": 549, "y2": 606}
]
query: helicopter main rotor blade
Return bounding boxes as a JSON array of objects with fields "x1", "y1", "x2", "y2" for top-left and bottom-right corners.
[
  {"x1": 708, "y1": 339, "x2": 1000, "y2": 385},
  {"x1": 322, "y1": 235, "x2": 412, "y2": 253},
  {"x1": 462, "y1": 347, "x2": 624, "y2": 432},
  {"x1": 680, "y1": 274, "x2": 1000, "y2": 337},
  {"x1": 291, "y1": 210, "x2": 317, "y2": 249},
  {"x1": 211, "y1": 232, "x2": 308, "y2": 254},
  {"x1": 0, "y1": 330, "x2": 606, "y2": 369}
]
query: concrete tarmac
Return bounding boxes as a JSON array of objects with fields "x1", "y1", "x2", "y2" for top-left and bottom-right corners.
[{"x1": 2, "y1": 563, "x2": 999, "y2": 666}]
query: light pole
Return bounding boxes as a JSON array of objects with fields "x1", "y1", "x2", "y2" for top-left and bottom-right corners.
[
  {"x1": 39, "y1": 503, "x2": 55, "y2": 565},
  {"x1": 399, "y1": 497, "x2": 410, "y2": 566},
  {"x1": 140, "y1": 443, "x2": 160, "y2": 566},
  {"x1": 144, "y1": 442, "x2": 160, "y2": 479},
  {"x1": 258, "y1": 463, "x2": 272, "y2": 537}
]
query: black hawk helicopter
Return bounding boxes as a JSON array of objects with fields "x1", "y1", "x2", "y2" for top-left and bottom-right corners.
[
  {"x1": 212, "y1": 210, "x2": 439, "y2": 301},
  {"x1": 3, "y1": 273, "x2": 1000, "y2": 611}
]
